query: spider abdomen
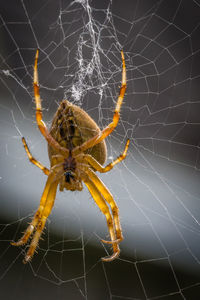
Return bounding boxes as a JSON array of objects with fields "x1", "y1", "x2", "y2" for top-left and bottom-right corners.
[{"x1": 48, "y1": 100, "x2": 107, "y2": 166}]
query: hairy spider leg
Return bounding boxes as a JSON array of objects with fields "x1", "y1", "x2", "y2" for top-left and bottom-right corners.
[
  {"x1": 76, "y1": 139, "x2": 130, "y2": 245},
  {"x1": 34, "y1": 50, "x2": 68, "y2": 157},
  {"x1": 83, "y1": 176, "x2": 120, "y2": 262},
  {"x1": 86, "y1": 168, "x2": 123, "y2": 244},
  {"x1": 72, "y1": 50, "x2": 126, "y2": 157},
  {"x1": 23, "y1": 179, "x2": 59, "y2": 263},
  {"x1": 80, "y1": 139, "x2": 130, "y2": 173},
  {"x1": 11, "y1": 172, "x2": 55, "y2": 247},
  {"x1": 22, "y1": 137, "x2": 50, "y2": 175}
]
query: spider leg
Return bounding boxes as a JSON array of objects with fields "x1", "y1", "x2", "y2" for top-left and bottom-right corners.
[
  {"x1": 33, "y1": 50, "x2": 68, "y2": 156},
  {"x1": 83, "y1": 174, "x2": 120, "y2": 262},
  {"x1": 23, "y1": 179, "x2": 58, "y2": 263},
  {"x1": 11, "y1": 172, "x2": 55, "y2": 248},
  {"x1": 22, "y1": 137, "x2": 50, "y2": 175},
  {"x1": 78, "y1": 139, "x2": 130, "y2": 173},
  {"x1": 85, "y1": 168, "x2": 123, "y2": 244},
  {"x1": 72, "y1": 50, "x2": 126, "y2": 156}
]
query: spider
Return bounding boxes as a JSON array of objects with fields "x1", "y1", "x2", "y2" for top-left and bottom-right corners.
[{"x1": 11, "y1": 49, "x2": 129, "y2": 263}]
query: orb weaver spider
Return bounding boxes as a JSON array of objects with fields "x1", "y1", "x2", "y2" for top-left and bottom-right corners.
[{"x1": 11, "y1": 49, "x2": 129, "y2": 263}]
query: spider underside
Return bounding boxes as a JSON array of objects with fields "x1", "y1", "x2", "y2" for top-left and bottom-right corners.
[{"x1": 11, "y1": 49, "x2": 129, "y2": 263}]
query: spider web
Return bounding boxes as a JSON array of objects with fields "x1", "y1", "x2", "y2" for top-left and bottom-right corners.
[{"x1": 0, "y1": 0, "x2": 200, "y2": 299}]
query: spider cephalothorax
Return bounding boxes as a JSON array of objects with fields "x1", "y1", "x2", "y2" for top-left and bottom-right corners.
[{"x1": 11, "y1": 49, "x2": 129, "y2": 264}]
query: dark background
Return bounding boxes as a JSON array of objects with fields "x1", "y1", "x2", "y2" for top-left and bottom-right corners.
[{"x1": 0, "y1": 0, "x2": 200, "y2": 299}]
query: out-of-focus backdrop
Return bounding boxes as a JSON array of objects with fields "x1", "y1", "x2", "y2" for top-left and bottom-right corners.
[{"x1": 0, "y1": 0, "x2": 200, "y2": 299}]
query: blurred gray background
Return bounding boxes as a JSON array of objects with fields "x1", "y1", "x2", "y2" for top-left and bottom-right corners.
[{"x1": 0, "y1": 0, "x2": 200, "y2": 299}]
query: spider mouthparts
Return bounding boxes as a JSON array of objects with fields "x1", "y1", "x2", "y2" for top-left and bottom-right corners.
[{"x1": 65, "y1": 171, "x2": 74, "y2": 183}]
